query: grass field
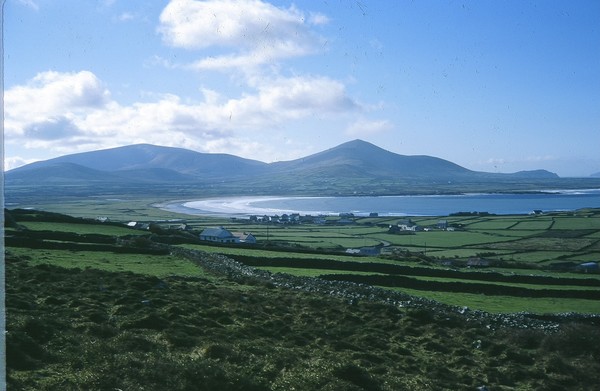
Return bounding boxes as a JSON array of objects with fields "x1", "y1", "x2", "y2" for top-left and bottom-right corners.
[
  {"x1": 16, "y1": 221, "x2": 144, "y2": 236},
  {"x1": 11, "y1": 196, "x2": 600, "y2": 263},
  {"x1": 5, "y1": 207, "x2": 600, "y2": 389},
  {"x1": 8, "y1": 253, "x2": 600, "y2": 390},
  {"x1": 7, "y1": 247, "x2": 206, "y2": 278},
  {"x1": 5, "y1": 206, "x2": 600, "y2": 316},
  {"x1": 387, "y1": 287, "x2": 600, "y2": 314}
]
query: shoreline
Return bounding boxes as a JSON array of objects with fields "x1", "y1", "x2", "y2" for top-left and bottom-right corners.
[
  {"x1": 156, "y1": 190, "x2": 600, "y2": 217},
  {"x1": 157, "y1": 196, "x2": 338, "y2": 217}
]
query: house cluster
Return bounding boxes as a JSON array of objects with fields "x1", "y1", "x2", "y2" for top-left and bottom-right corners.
[
  {"x1": 576, "y1": 261, "x2": 599, "y2": 273},
  {"x1": 247, "y1": 212, "x2": 387, "y2": 226},
  {"x1": 388, "y1": 219, "x2": 455, "y2": 234},
  {"x1": 250, "y1": 213, "x2": 305, "y2": 224},
  {"x1": 199, "y1": 227, "x2": 256, "y2": 244},
  {"x1": 125, "y1": 221, "x2": 191, "y2": 231},
  {"x1": 345, "y1": 247, "x2": 381, "y2": 256},
  {"x1": 126, "y1": 221, "x2": 150, "y2": 230}
]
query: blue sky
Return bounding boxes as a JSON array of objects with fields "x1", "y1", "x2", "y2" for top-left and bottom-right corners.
[{"x1": 4, "y1": 0, "x2": 600, "y2": 177}]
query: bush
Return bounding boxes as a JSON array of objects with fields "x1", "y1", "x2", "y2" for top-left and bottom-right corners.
[{"x1": 542, "y1": 323, "x2": 600, "y2": 359}]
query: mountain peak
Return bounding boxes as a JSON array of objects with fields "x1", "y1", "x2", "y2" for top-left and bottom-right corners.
[
  {"x1": 6, "y1": 140, "x2": 573, "y2": 194},
  {"x1": 333, "y1": 139, "x2": 385, "y2": 151}
]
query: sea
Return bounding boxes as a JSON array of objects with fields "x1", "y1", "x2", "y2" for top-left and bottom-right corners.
[{"x1": 161, "y1": 189, "x2": 600, "y2": 217}]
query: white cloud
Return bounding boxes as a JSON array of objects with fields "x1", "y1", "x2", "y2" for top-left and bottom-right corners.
[
  {"x1": 484, "y1": 155, "x2": 556, "y2": 166},
  {"x1": 247, "y1": 75, "x2": 359, "y2": 118},
  {"x1": 308, "y1": 12, "x2": 330, "y2": 25},
  {"x1": 24, "y1": 117, "x2": 83, "y2": 140},
  {"x1": 117, "y1": 12, "x2": 135, "y2": 22},
  {"x1": 5, "y1": 70, "x2": 110, "y2": 136},
  {"x1": 158, "y1": 0, "x2": 325, "y2": 70},
  {"x1": 4, "y1": 156, "x2": 39, "y2": 171},
  {"x1": 16, "y1": 0, "x2": 39, "y2": 11},
  {"x1": 345, "y1": 119, "x2": 392, "y2": 137},
  {"x1": 5, "y1": 70, "x2": 360, "y2": 161}
]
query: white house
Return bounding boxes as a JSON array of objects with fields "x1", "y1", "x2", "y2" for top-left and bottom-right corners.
[
  {"x1": 199, "y1": 227, "x2": 238, "y2": 243},
  {"x1": 200, "y1": 227, "x2": 257, "y2": 244},
  {"x1": 233, "y1": 232, "x2": 257, "y2": 244}
]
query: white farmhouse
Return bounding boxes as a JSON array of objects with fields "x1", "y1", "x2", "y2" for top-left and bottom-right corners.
[{"x1": 199, "y1": 227, "x2": 238, "y2": 243}]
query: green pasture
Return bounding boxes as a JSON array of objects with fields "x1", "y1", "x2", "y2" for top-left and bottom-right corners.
[
  {"x1": 178, "y1": 244, "x2": 414, "y2": 266},
  {"x1": 409, "y1": 275, "x2": 600, "y2": 291},
  {"x1": 386, "y1": 287, "x2": 600, "y2": 314},
  {"x1": 558, "y1": 252, "x2": 600, "y2": 263},
  {"x1": 484, "y1": 229, "x2": 546, "y2": 238},
  {"x1": 423, "y1": 248, "x2": 515, "y2": 259},
  {"x1": 249, "y1": 266, "x2": 600, "y2": 314},
  {"x1": 256, "y1": 267, "x2": 388, "y2": 278},
  {"x1": 585, "y1": 240, "x2": 600, "y2": 251},
  {"x1": 483, "y1": 237, "x2": 596, "y2": 252},
  {"x1": 551, "y1": 216, "x2": 600, "y2": 230},
  {"x1": 7, "y1": 247, "x2": 206, "y2": 278},
  {"x1": 260, "y1": 266, "x2": 600, "y2": 290},
  {"x1": 198, "y1": 245, "x2": 599, "y2": 283},
  {"x1": 10, "y1": 198, "x2": 196, "y2": 222},
  {"x1": 17, "y1": 221, "x2": 144, "y2": 236},
  {"x1": 374, "y1": 231, "x2": 519, "y2": 248},
  {"x1": 6, "y1": 203, "x2": 600, "y2": 315},
  {"x1": 501, "y1": 250, "x2": 571, "y2": 263},
  {"x1": 510, "y1": 219, "x2": 555, "y2": 230},
  {"x1": 463, "y1": 219, "x2": 522, "y2": 230}
]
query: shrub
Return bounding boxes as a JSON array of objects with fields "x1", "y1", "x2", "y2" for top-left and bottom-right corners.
[{"x1": 542, "y1": 323, "x2": 600, "y2": 359}]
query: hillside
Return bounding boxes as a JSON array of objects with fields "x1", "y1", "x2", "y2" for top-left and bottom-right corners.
[
  {"x1": 271, "y1": 139, "x2": 474, "y2": 179},
  {"x1": 7, "y1": 139, "x2": 597, "y2": 201},
  {"x1": 7, "y1": 144, "x2": 270, "y2": 181},
  {"x1": 5, "y1": 210, "x2": 600, "y2": 390}
]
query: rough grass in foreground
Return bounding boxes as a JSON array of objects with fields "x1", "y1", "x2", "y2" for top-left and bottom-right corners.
[
  {"x1": 6, "y1": 254, "x2": 600, "y2": 390},
  {"x1": 8, "y1": 247, "x2": 206, "y2": 278}
]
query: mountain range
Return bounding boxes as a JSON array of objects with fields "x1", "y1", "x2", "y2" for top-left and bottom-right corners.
[{"x1": 8, "y1": 139, "x2": 598, "y2": 199}]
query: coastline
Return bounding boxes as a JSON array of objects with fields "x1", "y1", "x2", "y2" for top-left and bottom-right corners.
[
  {"x1": 157, "y1": 196, "x2": 337, "y2": 217},
  {"x1": 156, "y1": 190, "x2": 600, "y2": 217}
]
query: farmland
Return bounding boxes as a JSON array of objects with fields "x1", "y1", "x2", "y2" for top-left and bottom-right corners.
[
  {"x1": 6, "y1": 204, "x2": 600, "y2": 314},
  {"x1": 4, "y1": 207, "x2": 600, "y2": 389}
]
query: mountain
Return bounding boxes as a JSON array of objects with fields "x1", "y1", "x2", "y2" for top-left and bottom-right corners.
[
  {"x1": 271, "y1": 139, "x2": 474, "y2": 179},
  {"x1": 5, "y1": 162, "x2": 122, "y2": 183},
  {"x1": 7, "y1": 144, "x2": 269, "y2": 182},
  {"x1": 6, "y1": 139, "x2": 574, "y2": 198}
]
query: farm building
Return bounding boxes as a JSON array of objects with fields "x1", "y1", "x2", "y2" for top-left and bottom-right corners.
[
  {"x1": 199, "y1": 227, "x2": 238, "y2": 243},
  {"x1": 232, "y1": 232, "x2": 257, "y2": 244},
  {"x1": 200, "y1": 227, "x2": 257, "y2": 244},
  {"x1": 576, "y1": 262, "x2": 599, "y2": 273},
  {"x1": 346, "y1": 247, "x2": 381, "y2": 256},
  {"x1": 126, "y1": 221, "x2": 150, "y2": 230},
  {"x1": 466, "y1": 258, "x2": 490, "y2": 268}
]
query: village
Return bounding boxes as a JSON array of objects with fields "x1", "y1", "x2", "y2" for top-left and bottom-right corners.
[{"x1": 119, "y1": 211, "x2": 599, "y2": 274}]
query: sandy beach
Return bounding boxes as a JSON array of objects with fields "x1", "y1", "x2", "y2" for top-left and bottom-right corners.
[{"x1": 157, "y1": 196, "x2": 335, "y2": 217}]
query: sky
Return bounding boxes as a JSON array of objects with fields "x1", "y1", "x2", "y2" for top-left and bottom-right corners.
[{"x1": 3, "y1": 0, "x2": 600, "y2": 177}]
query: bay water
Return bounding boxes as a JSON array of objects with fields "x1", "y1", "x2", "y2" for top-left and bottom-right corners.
[{"x1": 169, "y1": 189, "x2": 600, "y2": 217}]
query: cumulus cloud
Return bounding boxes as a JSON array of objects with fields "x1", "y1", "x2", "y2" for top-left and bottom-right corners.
[
  {"x1": 4, "y1": 156, "x2": 39, "y2": 171},
  {"x1": 242, "y1": 75, "x2": 360, "y2": 120},
  {"x1": 5, "y1": 70, "x2": 360, "y2": 160},
  {"x1": 345, "y1": 118, "x2": 393, "y2": 137},
  {"x1": 5, "y1": 70, "x2": 109, "y2": 136},
  {"x1": 158, "y1": 0, "x2": 326, "y2": 70},
  {"x1": 24, "y1": 117, "x2": 83, "y2": 140}
]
